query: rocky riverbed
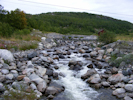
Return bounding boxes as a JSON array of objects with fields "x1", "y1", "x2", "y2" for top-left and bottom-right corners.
[{"x1": 0, "y1": 35, "x2": 133, "y2": 100}]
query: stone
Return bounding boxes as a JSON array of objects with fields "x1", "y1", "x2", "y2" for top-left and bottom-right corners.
[
  {"x1": 35, "y1": 66, "x2": 47, "y2": 77},
  {"x1": 87, "y1": 63, "x2": 93, "y2": 68},
  {"x1": 70, "y1": 46, "x2": 75, "y2": 50},
  {"x1": 17, "y1": 75, "x2": 26, "y2": 81},
  {"x1": 88, "y1": 74, "x2": 101, "y2": 84},
  {"x1": 98, "y1": 50, "x2": 105, "y2": 55},
  {"x1": 115, "y1": 83, "x2": 125, "y2": 88},
  {"x1": 37, "y1": 81, "x2": 47, "y2": 92},
  {"x1": 102, "y1": 82, "x2": 110, "y2": 87},
  {"x1": 111, "y1": 67, "x2": 118, "y2": 74},
  {"x1": 81, "y1": 69, "x2": 97, "y2": 80},
  {"x1": 22, "y1": 68, "x2": 34, "y2": 75},
  {"x1": 23, "y1": 77, "x2": 31, "y2": 83},
  {"x1": 46, "y1": 69, "x2": 53, "y2": 76},
  {"x1": 0, "y1": 49, "x2": 14, "y2": 62},
  {"x1": 112, "y1": 88, "x2": 125, "y2": 96},
  {"x1": 0, "y1": 85, "x2": 5, "y2": 92},
  {"x1": 30, "y1": 83, "x2": 37, "y2": 90},
  {"x1": 107, "y1": 48, "x2": 113, "y2": 53},
  {"x1": 124, "y1": 84, "x2": 133, "y2": 92},
  {"x1": 45, "y1": 86, "x2": 58, "y2": 95},
  {"x1": 90, "y1": 51, "x2": 97, "y2": 57},
  {"x1": 6, "y1": 74, "x2": 14, "y2": 80},
  {"x1": 79, "y1": 49, "x2": 85, "y2": 53},
  {"x1": 108, "y1": 73, "x2": 124, "y2": 84},
  {"x1": 126, "y1": 93, "x2": 133, "y2": 98},
  {"x1": 1, "y1": 69, "x2": 9, "y2": 74},
  {"x1": 0, "y1": 75, "x2": 5, "y2": 82},
  {"x1": 27, "y1": 51, "x2": 37, "y2": 60},
  {"x1": 10, "y1": 70, "x2": 18, "y2": 74},
  {"x1": 124, "y1": 96, "x2": 133, "y2": 100},
  {"x1": 29, "y1": 74, "x2": 44, "y2": 85},
  {"x1": 34, "y1": 90, "x2": 42, "y2": 98}
]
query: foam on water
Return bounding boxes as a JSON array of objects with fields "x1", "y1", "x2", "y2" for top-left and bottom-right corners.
[{"x1": 53, "y1": 53, "x2": 99, "y2": 100}]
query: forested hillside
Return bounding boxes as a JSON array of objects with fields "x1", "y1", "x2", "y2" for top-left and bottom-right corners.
[
  {"x1": 0, "y1": 4, "x2": 133, "y2": 38},
  {"x1": 26, "y1": 12, "x2": 133, "y2": 35}
]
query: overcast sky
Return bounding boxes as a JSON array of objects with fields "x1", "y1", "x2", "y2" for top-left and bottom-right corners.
[{"x1": 1, "y1": 0, "x2": 133, "y2": 23}]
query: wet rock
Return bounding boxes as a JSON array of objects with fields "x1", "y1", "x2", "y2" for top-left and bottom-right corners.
[
  {"x1": 79, "y1": 49, "x2": 85, "y2": 53},
  {"x1": 46, "y1": 69, "x2": 53, "y2": 76},
  {"x1": 88, "y1": 74, "x2": 101, "y2": 84},
  {"x1": 45, "y1": 86, "x2": 59, "y2": 95},
  {"x1": 108, "y1": 73, "x2": 124, "y2": 84},
  {"x1": 81, "y1": 69, "x2": 97, "y2": 80},
  {"x1": 90, "y1": 51, "x2": 97, "y2": 57},
  {"x1": 87, "y1": 63, "x2": 93, "y2": 68},
  {"x1": 124, "y1": 84, "x2": 133, "y2": 92},
  {"x1": 83, "y1": 55, "x2": 89, "y2": 58},
  {"x1": 98, "y1": 50, "x2": 105, "y2": 55},
  {"x1": 2, "y1": 63, "x2": 9, "y2": 69},
  {"x1": 94, "y1": 83, "x2": 102, "y2": 89}
]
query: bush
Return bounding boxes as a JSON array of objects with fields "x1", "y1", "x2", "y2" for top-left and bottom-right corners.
[
  {"x1": 98, "y1": 31, "x2": 116, "y2": 44},
  {"x1": 0, "y1": 22, "x2": 14, "y2": 37}
]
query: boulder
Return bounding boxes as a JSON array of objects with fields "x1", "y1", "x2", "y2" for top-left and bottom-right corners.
[
  {"x1": 102, "y1": 82, "x2": 110, "y2": 87},
  {"x1": 112, "y1": 88, "x2": 125, "y2": 96},
  {"x1": 81, "y1": 69, "x2": 97, "y2": 80},
  {"x1": 90, "y1": 51, "x2": 97, "y2": 57},
  {"x1": 124, "y1": 96, "x2": 133, "y2": 100},
  {"x1": 88, "y1": 74, "x2": 101, "y2": 84},
  {"x1": 37, "y1": 81, "x2": 47, "y2": 92},
  {"x1": 0, "y1": 49, "x2": 14, "y2": 62},
  {"x1": 0, "y1": 75, "x2": 6, "y2": 82},
  {"x1": 124, "y1": 84, "x2": 133, "y2": 92},
  {"x1": 108, "y1": 73, "x2": 124, "y2": 84},
  {"x1": 1, "y1": 69, "x2": 9, "y2": 74},
  {"x1": 27, "y1": 51, "x2": 37, "y2": 60},
  {"x1": 5, "y1": 74, "x2": 14, "y2": 80}
]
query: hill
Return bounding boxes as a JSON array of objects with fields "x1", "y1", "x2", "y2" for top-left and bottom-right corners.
[{"x1": 26, "y1": 12, "x2": 133, "y2": 35}]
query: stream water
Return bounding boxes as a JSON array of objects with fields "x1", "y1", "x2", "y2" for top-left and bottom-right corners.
[{"x1": 51, "y1": 52, "x2": 100, "y2": 100}]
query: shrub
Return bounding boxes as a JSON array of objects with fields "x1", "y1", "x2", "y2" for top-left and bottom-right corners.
[{"x1": 98, "y1": 31, "x2": 116, "y2": 44}]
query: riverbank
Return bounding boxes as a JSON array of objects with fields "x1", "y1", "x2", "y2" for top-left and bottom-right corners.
[{"x1": 0, "y1": 34, "x2": 133, "y2": 100}]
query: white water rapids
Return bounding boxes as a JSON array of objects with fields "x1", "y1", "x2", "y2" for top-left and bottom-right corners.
[{"x1": 52, "y1": 53, "x2": 100, "y2": 100}]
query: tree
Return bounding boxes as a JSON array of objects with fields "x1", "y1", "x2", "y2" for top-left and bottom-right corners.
[{"x1": 7, "y1": 8, "x2": 27, "y2": 29}]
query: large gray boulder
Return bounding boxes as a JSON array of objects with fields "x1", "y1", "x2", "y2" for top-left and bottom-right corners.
[{"x1": 0, "y1": 49, "x2": 14, "y2": 62}]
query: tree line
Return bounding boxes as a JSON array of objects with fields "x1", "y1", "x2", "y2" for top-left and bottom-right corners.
[{"x1": 0, "y1": 4, "x2": 133, "y2": 38}]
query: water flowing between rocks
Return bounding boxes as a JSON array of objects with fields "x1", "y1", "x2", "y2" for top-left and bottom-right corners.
[{"x1": 45, "y1": 50, "x2": 101, "y2": 100}]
